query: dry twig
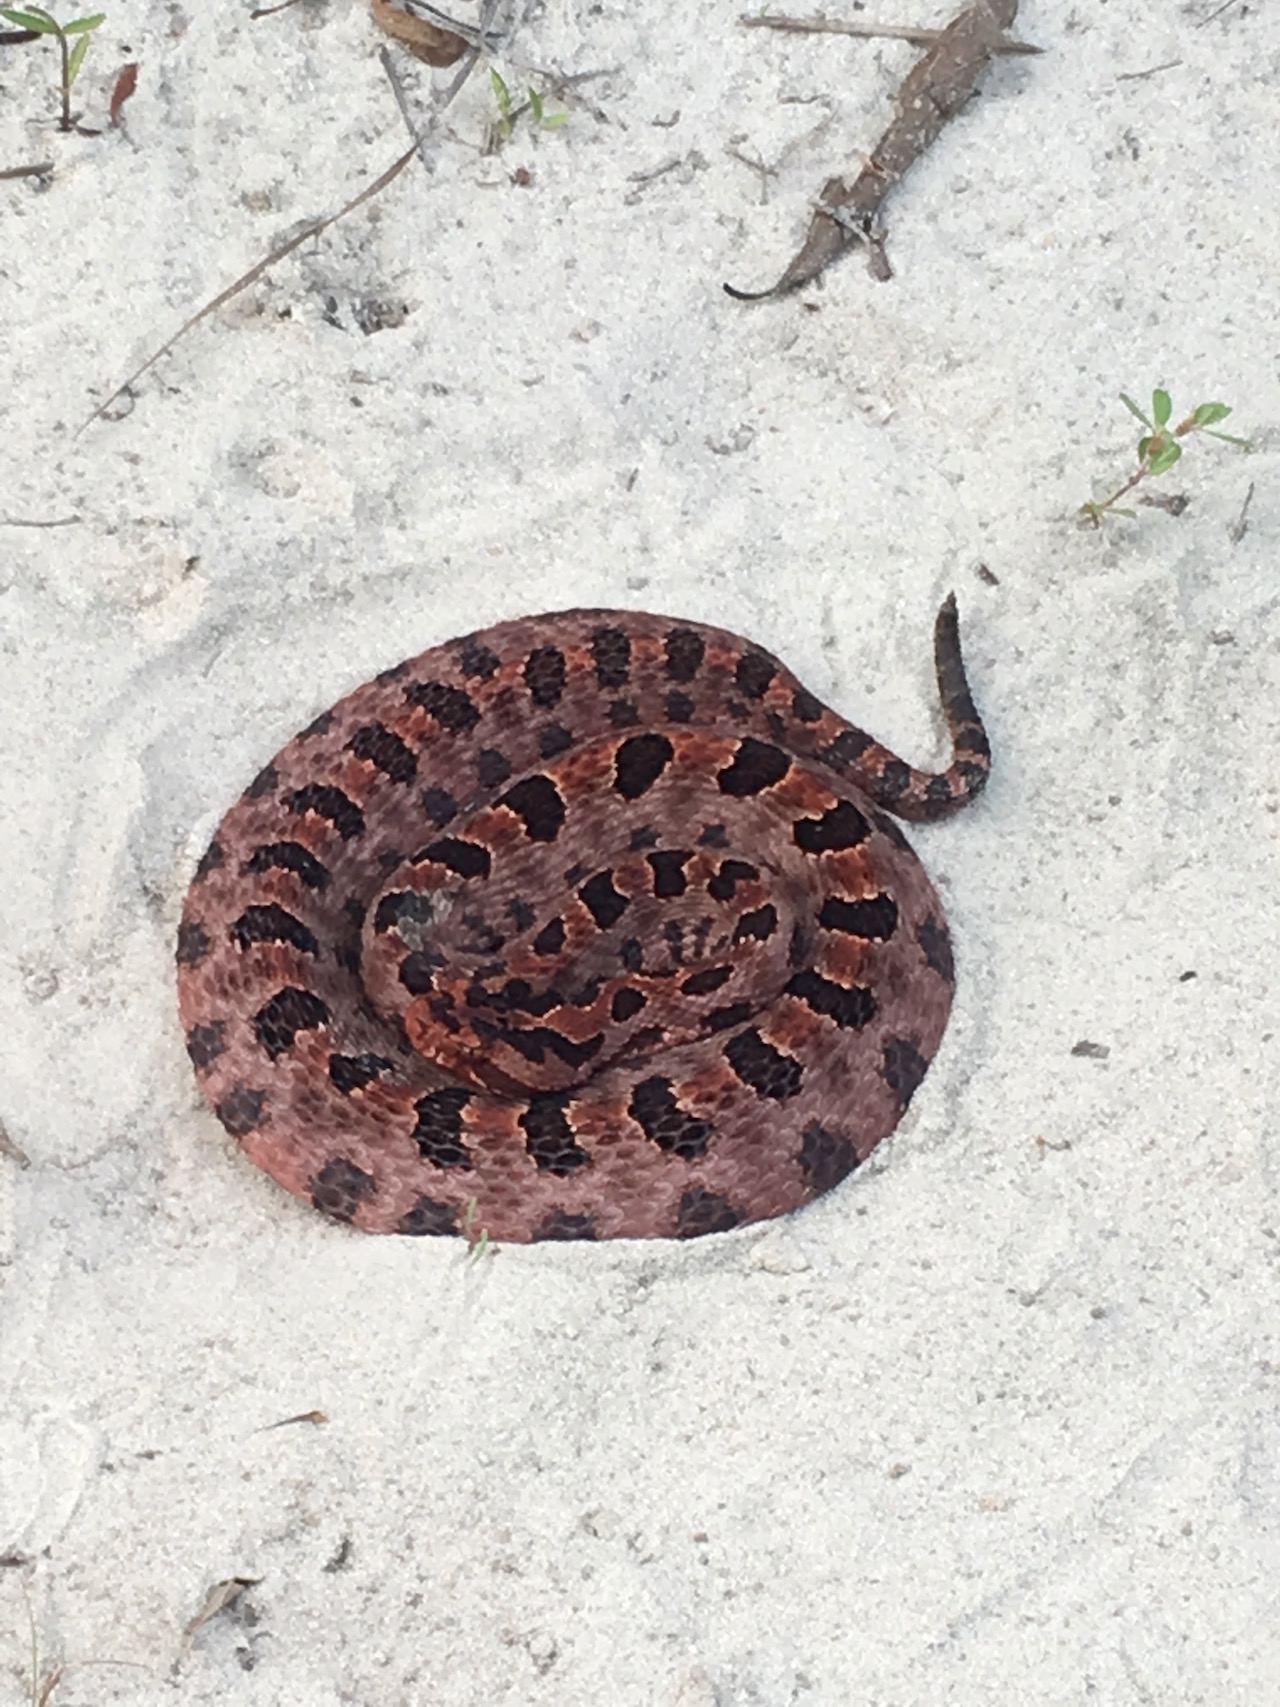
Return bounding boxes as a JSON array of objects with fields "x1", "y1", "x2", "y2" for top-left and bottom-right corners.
[
  {"x1": 727, "y1": 0, "x2": 1040, "y2": 299},
  {"x1": 82, "y1": 5, "x2": 498, "y2": 431}
]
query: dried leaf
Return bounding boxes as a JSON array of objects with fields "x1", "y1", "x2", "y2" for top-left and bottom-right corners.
[
  {"x1": 109, "y1": 60, "x2": 138, "y2": 125},
  {"x1": 259, "y1": 1409, "x2": 329, "y2": 1430},
  {"x1": 185, "y1": 1576, "x2": 261, "y2": 1639},
  {"x1": 370, "y1": 0, "x2": 467, "y2": 66}
]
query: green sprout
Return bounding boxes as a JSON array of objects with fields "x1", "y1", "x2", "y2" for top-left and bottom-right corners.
[
  {"x1": 0, "y1": 4, "x2": 106, "y2": 132},
  {"x1": 488, "y1": 68, "x2": 568, "y2": 148},
  {"x1": 460, "y1": 1196, "x2": 497, "y2": 1263},
  {"x1": 1080, "y1": 389, "x2": 1249, "y2": 526}
]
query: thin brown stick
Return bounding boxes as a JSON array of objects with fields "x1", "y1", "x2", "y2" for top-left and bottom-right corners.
[
  {"x1": 78, "y1": 148, "x2": 419, "y2": 432},
  {"x1": 1195, "y1": 0, "x2": 1243, "y2": 24},
  {"x1": 380, "y1": 44, "x2": 438, "y2": 165},
  {"x1": 1227, "y1": 480, "x2": 1254, "y2": 544},
  {"x1": 740, "y1": 12, "x2": 1041, "y2": 53},
  {"x1": 0, "y1": 160, "x2": 53, "y2": 178},
  {"x1": 744, "y1": 13, "x2": 945, "y2": 43},
  {"x1": 81, "y1": 6, "x2": 498, "y2": 432},
  {"x1": 1116, "y1": 58, "x2": 1181, "y2": 81}
]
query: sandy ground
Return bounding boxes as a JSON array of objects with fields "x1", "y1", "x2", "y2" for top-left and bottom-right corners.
[{"x1": 2, "y1": 0, "x2": 1279, "y2": 1701}]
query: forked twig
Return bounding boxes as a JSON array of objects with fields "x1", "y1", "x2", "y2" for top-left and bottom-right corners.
[{"x1": 727, "y1": 0, "x2": 1040, "y2": 300}]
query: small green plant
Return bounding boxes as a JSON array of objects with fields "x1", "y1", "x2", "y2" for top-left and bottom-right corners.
[
  {"x1": 460, "y1": 1196, "x2": 497, "y2": 1263},
  {"x1": 488, "y1": 68, "x2": 568, "y2": 148},
  {"x1": 1080, "y1": 389, "x2": 1249, "y2": 526},
  {"x1": 0, "y1": 5, "x2": 106, "y2": 132}
]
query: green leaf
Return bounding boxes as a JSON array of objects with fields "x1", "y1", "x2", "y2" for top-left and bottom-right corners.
[
  {"x1": 1191, "y1": 401, "x2": 1232, "y2": 427},
  {"x1": 63, "y1": 10, "x2": 105, "y2": 30},
  {"x1": 542, "y1": 111, "x2": 569, "y2": 128},
  {"x1": 0, "y1": 7, "x2": 59, "y2": 30},
  {"x1": 1147, "y1": 441, "x2": 1182, "y2": 476},
  {"x1": 1137, "y1": 435, "x2": 1154, "y2": 463},
  {"x1": 1120, "y1": 393, "x2": 1153, "y2": 430},
  {"x1": 1151, "y1": 388, "x2": 1172, "y2": 428},
  {"x1": 1204, "y1": 428, "x2": 1251, "y2": 449},
  {"x1": 527, "y1": 87, "x2": 543, "y2": 123},
  {"x1": 66, "y1": 25, "x2": 89, "y2": 79},
  {"x1": 489, "y1": 68, "x2": 511, "y2": 118}
]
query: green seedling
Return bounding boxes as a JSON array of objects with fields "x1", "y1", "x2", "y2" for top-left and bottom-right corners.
[
  {"x1": 0, "y1": 5, "x2": 106, "y2": 132},
  {"x1": 488, "y1": 67, "x2": 568, "y2": 148},
  {"x1": 1080, "y1": 389, "x2": 1249, "y2": 526},
  {"x1": 461, "y1": 1196, "x2": 497, "y2": 1263}
]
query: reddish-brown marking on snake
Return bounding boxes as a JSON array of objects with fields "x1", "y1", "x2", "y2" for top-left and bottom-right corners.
[{"x1": 176, "y1": 600, "x2": 989, "y2": 1241}]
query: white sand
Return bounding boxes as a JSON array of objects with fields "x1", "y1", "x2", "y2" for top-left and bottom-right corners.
[{"x1": 3, "y1": 0, "x2": 1279, "y2": 1700}]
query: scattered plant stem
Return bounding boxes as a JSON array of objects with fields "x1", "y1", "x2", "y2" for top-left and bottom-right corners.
[
  {"x1": 1227, "y1": 479, "x2": 1254, "y2": 544},
  {"x1": 16, "y1": 1583, "x2": 149, "y2": 1707},
  {"x1": 1115, "y1": 58, "x2": 1182, "y2": 81},
  {"x1": 82, "y1": 0, "x2": 501, "y2": 428},
  {"x1": 740, "y1": 11, "x2": 1040, "y2": 52},
  {"x1": 1079, "y1": 389, "x2": 1249, "y2": 526},
  {"x1": 79, "y1": 145, "x2": 420, "y2": 430},
  {"x1": 0, "y1": 5, "x2": 105, "y2": 132}
]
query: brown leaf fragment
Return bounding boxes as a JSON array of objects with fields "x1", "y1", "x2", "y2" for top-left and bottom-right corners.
[
  {"x1": 371, "y1": 0, "x2": 468, "y2": 66},
  {"x1": 185, "y1": 1576, "x2": 262, "y2": 1639},
  {"x1": 726, "y1": 0, "x2": 1038, "y2": 300},
  {"x1": 257, "y1": 1408, "x2": 329, "y2": 1431},
  {"x1": 109, "y1": 62, "x2": 138, "y2": 126}
]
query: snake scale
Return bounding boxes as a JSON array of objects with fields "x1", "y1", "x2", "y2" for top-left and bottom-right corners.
[{"x1": 177, "y1": 600, "x2": 989, "y2": 1241}]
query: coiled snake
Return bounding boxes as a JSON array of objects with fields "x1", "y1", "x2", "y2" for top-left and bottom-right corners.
[{"x1": 177, "y1": 600, "x2": 989, "y2": 1241}]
